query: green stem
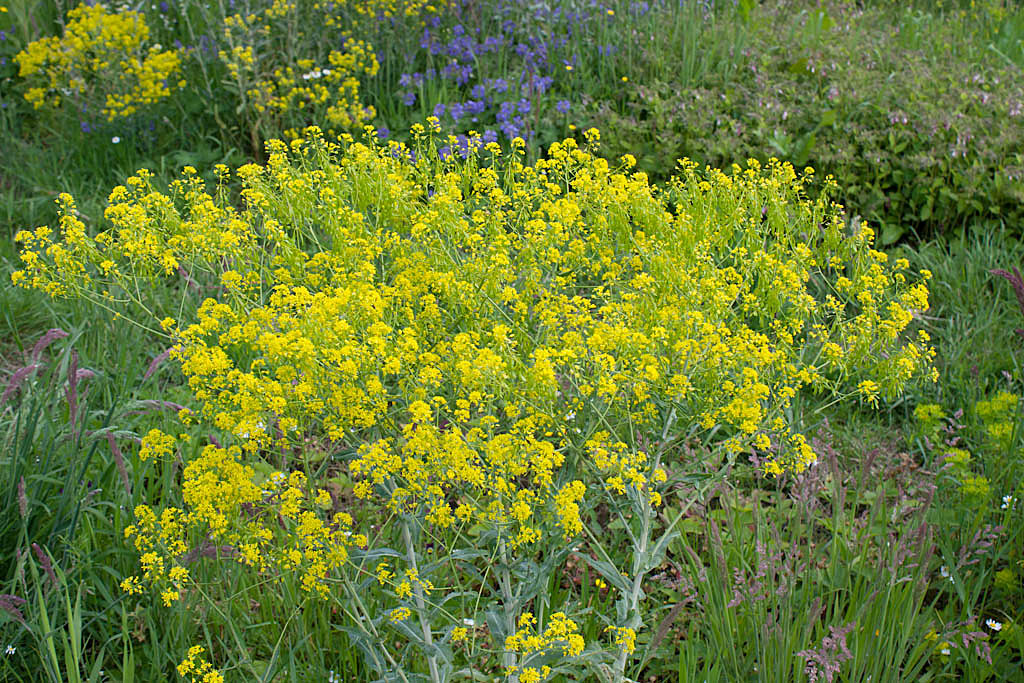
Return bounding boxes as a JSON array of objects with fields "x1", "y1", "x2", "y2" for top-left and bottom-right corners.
[
  {"x1": 402, "y1": 519, "x2": 441, "y2": 683},
  {"x1": 612, "y1": 411, "x2": 675, "y2": 681},
  {"x1": 612, "y1": 486, "x2": 652, "y2": 681},
  {"x1": 340, "y1": 574, "x2": 410, "y2": 683},
  {"x1": 498, "y1": 537, "x2": 519, "y2": 683}
]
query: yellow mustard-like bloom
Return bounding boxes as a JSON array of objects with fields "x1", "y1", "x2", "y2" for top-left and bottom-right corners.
[
  {"x1": 15, "y1": 3, "x2": 183, "y2": 120},
  {"x1": 15, "y1": 126, "x2": 936, "y2": 673}
]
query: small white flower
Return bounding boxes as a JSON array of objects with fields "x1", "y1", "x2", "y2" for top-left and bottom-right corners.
[
  {"x1": 986, "y1": 619, "x2": 1003, "y2": 631},
  {"x1": 328, "y1": 671, "x2": 339, "y2": 683},
  {"x1": 111, "y1": 136, "x2": 120, "y2": 144},
  {"x1": 565, "y1": 411, "x2": 575, "y2": 420},
  {"x1": 4, "y1": 645, "x2": 14, "y2": 655},
  {"x1": 940, "y1": 646, "x2": 951, "y2": 656},
  {"x1": 940, "y1": 565, "x2": 952, "y2": 582},
  {"x1": 1002, "y1": 495, "x2": 1017, "y2": 510},
  {"x1": 462, "y1": 618, "x2": 475, "y2": 627}
]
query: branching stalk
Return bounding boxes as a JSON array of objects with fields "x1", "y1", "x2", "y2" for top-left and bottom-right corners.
[{"x1": 402, "y1": 518, "x2": 442, "y2": 683}]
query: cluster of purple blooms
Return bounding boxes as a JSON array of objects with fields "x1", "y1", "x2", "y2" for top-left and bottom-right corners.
[{"x1": 390, "y1": 2, "x2": 608, "y2": 150}]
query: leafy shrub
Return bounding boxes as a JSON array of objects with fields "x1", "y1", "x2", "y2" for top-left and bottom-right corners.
[
  {"x1": 14, "y1": 3, "x2": 184, "y2": 122},
  {"x1": 11, "y1": 125, "x2": 935, "y2": 680},
  {"x1": 586, "y1": 2, "x2": 1024, "y2": 242}
]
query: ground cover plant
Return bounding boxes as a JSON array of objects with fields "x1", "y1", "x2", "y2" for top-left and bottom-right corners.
[{"x1": 1, "y1": 0, "x2": 1023, "y2": 681}]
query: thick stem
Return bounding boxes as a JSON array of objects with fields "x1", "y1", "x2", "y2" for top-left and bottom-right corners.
[
  {"x1": 499, "y1": 538, "x2": 519, "y2": 683},
  {"x1": 612, "y1": 499, "x2": 651, "y2": 680},
  {"x1": 612, "y1": 443, "x2": 666, "y2": 682},
  {"x1": 402, "y1": 519, "x2": 441, "y2": 683}
]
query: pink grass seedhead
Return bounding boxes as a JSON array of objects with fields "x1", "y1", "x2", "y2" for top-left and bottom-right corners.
[
  {"x1": 105, "y1": 433, "x2": 132, "y2": 497},
  {"x1": 1, "y1": 364, "x2": 41, "y2": 407},
  {"x1": 17, "y1": 477, "x2": 27, "y2": 519},
  {"x1": 67, "y1": 349, "x2": 79, "y2": 434},
  {"x1": 31, "y1": 543, "x2": 58, "y2": 589},
  {"x1": 143, "y1": 348, "x2": 172, "y2": 381},
  {"x1": 0, "y1": 594, "x2": 27, "y2": 624},
  {"x1": 797, "y1": 622, "x2": 856, "y2": 683},
  {"x1": 30, "y1": 328, "x2": 69, "y2": 361},
  {"x1": 990, "y1": 267, "x2": 1024, "y2": 337}
]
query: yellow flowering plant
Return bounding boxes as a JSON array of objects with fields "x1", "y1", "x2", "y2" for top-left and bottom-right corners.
[
  {"x1": 14, "y1": 3, "x2": 184, "y2": 122},
  {"x1": 168, "y1": 0, "x2": 408, "y2": 154},
  {"x1": 12, "y1": 124, "x2": 935, "y2": 680}
]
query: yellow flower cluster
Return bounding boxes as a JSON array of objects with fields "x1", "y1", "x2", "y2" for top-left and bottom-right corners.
[
  {"x1": 177, "y1": 646, "x2": 224, "y2": 683},
  {"x1": 975, "y1": 391, "x2": 1020, "y2": 451},
  {"x1": 121, "y1": 444, "x2": 361, "y2": 601},
  {"x1": 15, "y1": 3, "x2": 184, "y2": 120},
  {"x1": 13, "y1": 126, "x2": 934, "y2": 631},
  {"x1": 504, "y1": 612, "x2": 584, "y2": 681},
  {"x1": 218, "y1": 2, "x2": 380, "y2": 140},
  {"x1": 319, "y1": 0, "x2": 448, "y2": 22},
  {"x1": 605, "y1": 625, "x2": 637, "y2": 654}
]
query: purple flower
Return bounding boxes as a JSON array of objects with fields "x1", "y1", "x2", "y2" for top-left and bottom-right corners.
[
  {"x1": 466, "y1": 99, "x2": 486, "y2": 115},
  {"x1": 470, "y1": 84, "x2": 486, "y2": 99},
  {"x1": 450, "y1": 102, "x2": 465, "y2": 121},
  {"x1": 556, "y1": 100, "x2": 570, "y2": 114},
  {"x1": 399, "y1": 73, "x2": 413, "y2": 87},
  {"x1": 80, "y1": 121, "x2": 92, "y2": 133},
  {"x1": 377, "y1": 127, "x2": 390, "y2": 139},
  {"x1": 491, "y1": 78, "x2": 509, "y2": 94},
  {"x1": 433, "y1": 102, "x2": 446, "y2": 118},
  {"x1": 631, "y1": 1, "x2": 650, "y2": 15},
  {"x1": 482, "y1": 129, "x2": 498, "y2": 144},
  {"x1": 517, "y1": 98, "x2": 531, "y2": 114},
  {"x1": 500, "y1": 118, "x2": 522, "y2": 139},
  {"x1": 402, "y1": 91, "x2": 416, "y2": 106},
  {"x1": 497, "y1": 101, "x2": 516, "y2": 122}
]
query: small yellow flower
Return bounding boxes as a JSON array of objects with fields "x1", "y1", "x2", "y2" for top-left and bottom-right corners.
[{"x1": 389, "y1": 607, "x2": 412, "y2": 622}]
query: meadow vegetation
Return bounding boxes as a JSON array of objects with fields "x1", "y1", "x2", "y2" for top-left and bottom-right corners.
[{"x1": 0, "y1": 0, "x2": 1022, "y2": 681}]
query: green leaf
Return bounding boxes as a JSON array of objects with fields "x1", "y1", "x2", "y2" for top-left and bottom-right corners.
[
  {"x1": 643, "y1": 528, "x2": 680, "y2": 573},
  {"x1": 880, "y1": 222, "x2": 905, "y2": 246},
  {"x1": 573, "y1": 554, "x2": 630, "y2": 594}
]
